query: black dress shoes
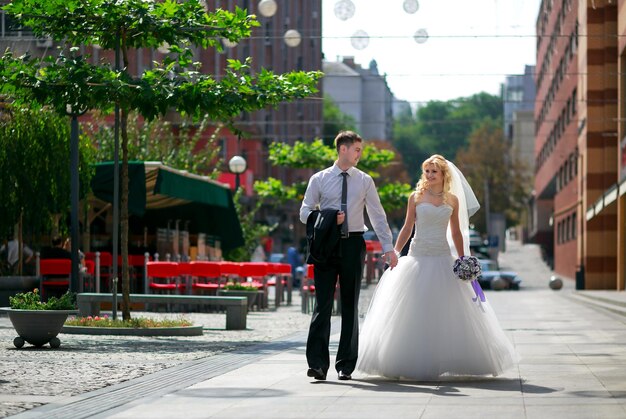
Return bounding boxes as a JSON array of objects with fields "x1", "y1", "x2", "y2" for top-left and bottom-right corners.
[
  {"x1": 338, "y1": 370, "x2": 352, "y2": 380},
  {"x1": 307, "y1": 367, "x2": 327, "y2": 380}
]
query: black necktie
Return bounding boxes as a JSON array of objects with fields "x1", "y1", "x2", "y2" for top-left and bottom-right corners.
[{"x1": 341, "y1": 172, "x2": 348, "y2": 237}]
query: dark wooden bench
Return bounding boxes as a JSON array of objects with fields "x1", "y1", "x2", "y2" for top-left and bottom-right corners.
[{"x1": 76, "y1": 293, "x2": 248, "y2": 330}]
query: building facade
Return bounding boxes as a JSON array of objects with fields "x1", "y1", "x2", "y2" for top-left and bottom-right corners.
[
  {"x1": 323, "y1": 57, "x2": 394, "y2": 140},
  {"x1": 504, "y1": 65, "x2": 537, "y2": 243},
  {"x1": 534, "y1": 0, "x2": 625, "y2": 290}
]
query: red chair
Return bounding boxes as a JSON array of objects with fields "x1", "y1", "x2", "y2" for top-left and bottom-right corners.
[
  {"x1": 301, "y1": 264, "x2": 316, "y2": 314},
  {"x1": 216, "y1": 261, "x2": 241, "y2": 278},
  {"x1": 39, "y1": 259, "x2": 71, "y2": 300},
  {"x1": 190, "y1": 261, "x2": 223, "y2": 295},
  {"x1": 176, "y1": 262, "x2": 194, "y2": 294},
  {"x1": 147, "y1": 262, "x2": 181, "y2": 294},
  {"x1": 119, "y1": 254, "x2": 150, "y2": 292},
  {"x1": 85, "y1": 251, "x2": 113, "y2": 292},
  {"x1": 238, "y1": 262, "x2": 269, "y2": 310},
  {"x1": 266, "y1": 263, "x2": 293, "y2": 307},
  {"x1": 275, "y1": 263, "x2": 293, "y2": 294},
  {"x1": 365, "y1": 240, "x2": 383, "y2": 285},
  {"x1": 79, "y1": 259, "x2": 96, "y2": 292}
]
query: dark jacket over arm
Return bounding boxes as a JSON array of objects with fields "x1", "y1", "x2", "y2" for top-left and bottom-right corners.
[{"x1": 306, "y1": 209, "x2": 341, "y2": 265}]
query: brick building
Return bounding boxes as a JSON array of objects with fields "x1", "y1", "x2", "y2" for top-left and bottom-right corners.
[{"x1": 533, "y1": 0, "x2": 625, "y2": 290}]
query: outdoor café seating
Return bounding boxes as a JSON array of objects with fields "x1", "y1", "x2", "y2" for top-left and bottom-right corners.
[
  {"x1": 38, "y1": 258, "x2": 95, "y2": 300},
  {"x1": 146, "y1": 261, "x2": 182, "y2": 294},
  {"x1": 266, "y1": 262, "x2": 293, "y2": 307},
  {"x1": 189, "y1": 261, "x2": 223, "y2": 295},
  {"x1": 237, "y1": 262, "x2": 269, "y2": 310}
]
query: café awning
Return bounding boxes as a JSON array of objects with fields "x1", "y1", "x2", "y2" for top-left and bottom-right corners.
[{"x1": 90, "y1": 161, "x2": 244, "y2": 251}]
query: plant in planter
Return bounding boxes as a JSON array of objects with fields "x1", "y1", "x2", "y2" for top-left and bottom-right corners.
[
  {"x1": 223, "y1": 282, "x2": 259, "y2": 292},
  {"x1": 0, "y1": 289, "x2": 77, "y2": 348},
  {"x1": 62, "y1": 314, "x2": 202, "y2": 337},
  {"x1": 218, "y1": 282, "x2": 261, "y2": 310}
]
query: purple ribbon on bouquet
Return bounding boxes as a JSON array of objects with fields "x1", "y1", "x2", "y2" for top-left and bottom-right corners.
[{"x1": 470, "y1": 280, "x2": 486, "y2": 302}]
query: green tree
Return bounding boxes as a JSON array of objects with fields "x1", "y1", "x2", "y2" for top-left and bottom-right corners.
[
  {"x1": 0, "y1": 106, "x2": 94, "y2": 273},
  {"x1": 86, "y1": 112, "x2": 223, "y2": 177},
  {"x1": 1, "y1": 0, "x2": 321, "y2": 320},
  {"x1": 393, "y1": 92, "x2": 503, "y2": 183},
  {"x1": 322, "y1": 95, "x2": 356, "y2": 146},
  {"x1": 455, "y1": 118, "x2": 531, "y2": 233},
  {"x1": 255, "y1": 139, "x2": 412, "y2": 213}
]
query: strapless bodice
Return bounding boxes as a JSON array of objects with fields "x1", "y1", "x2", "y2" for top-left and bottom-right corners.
[{"x1": 408, "y1": 203, "x2": 452, "y2": 257}]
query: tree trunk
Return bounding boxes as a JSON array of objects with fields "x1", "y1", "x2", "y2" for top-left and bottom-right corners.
[
  {"x1": 121, "y1": 106, "x2": 131, "y2": 321},
  {"x1": 17, "y1": 212, "x2": 23, "y2": 276},
  {"x1": 120, "y1": 31, "x2": 131, "y2": 321}
]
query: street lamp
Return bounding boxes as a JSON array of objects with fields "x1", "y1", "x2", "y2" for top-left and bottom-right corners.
[{"x1": 228, "y1": 155, "x2": 247, "y2": 190}]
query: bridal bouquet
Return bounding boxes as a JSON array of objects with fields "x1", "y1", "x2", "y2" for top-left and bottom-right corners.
[{"x1": 453, "y1": 255, "x2": 482, "y2": 282}]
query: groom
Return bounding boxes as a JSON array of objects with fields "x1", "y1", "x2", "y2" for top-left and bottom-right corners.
[{"x1": 300, "y1": 130, "x2": 398, "y2": 381}]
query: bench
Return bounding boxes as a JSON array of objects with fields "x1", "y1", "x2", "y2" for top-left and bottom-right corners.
[{"x1": 76, "y1": 293, "x2": 248, "y2": 330}]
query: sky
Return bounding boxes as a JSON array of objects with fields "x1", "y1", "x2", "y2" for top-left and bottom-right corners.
[{"x1": 322, "y1": 0, "x2": 542, "y2": 105}]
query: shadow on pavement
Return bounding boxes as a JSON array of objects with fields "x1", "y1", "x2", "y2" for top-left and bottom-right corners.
[{"x1": 318, "y1": 377, "x2": 558, "y2": 396}]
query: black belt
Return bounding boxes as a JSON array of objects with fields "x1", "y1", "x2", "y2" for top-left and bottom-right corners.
[{"x1": 342, "y1": 231, "x2": 364, "y2": 238}]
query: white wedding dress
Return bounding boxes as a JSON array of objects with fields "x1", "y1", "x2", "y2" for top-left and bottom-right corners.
[{"x1": 357, "y1": 203, "x2": 517, "y2": 380}]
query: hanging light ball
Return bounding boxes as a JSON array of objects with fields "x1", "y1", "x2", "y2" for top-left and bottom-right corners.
[
  {"x1": 222, "y1": 38, "x2": 238, "y2": 48},
  {"x1": 413, "y1": 28, "x2": 429, "y2": 44},
  {"x1": 350, "y1": 29, "x2": 369, "y2": 50},
  {"x1": 403, "y1": 0, "x2": 419, "y2": 14},
  {"x1": 257, "y1": 0, "x2": 277, "y2": 18},
  {"x1": 284, "y1": 29, "x2": 302, "y2": 47},
  {"x1": 157, "y1": 42, "x2": 170, "y2": 54},
  {"x1": 334, "y1": 0, "x2": 356, "y2": 21}
]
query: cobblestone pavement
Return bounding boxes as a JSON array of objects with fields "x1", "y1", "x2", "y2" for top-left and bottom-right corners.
[{"x1": 0, "y1": 286, "x2": 377, "y2": 418}]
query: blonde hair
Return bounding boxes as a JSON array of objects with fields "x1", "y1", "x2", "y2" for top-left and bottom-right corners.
[{"x1": 415, "y1": 154, "x2": 452, "y2": 202}]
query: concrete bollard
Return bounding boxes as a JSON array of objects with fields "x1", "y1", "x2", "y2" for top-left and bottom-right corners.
[
  {"x1": 549, "y1": 275, "x2": 563, "y2": 290},
  {"x1": 492, "y1": 277, "x2": 507, "y2": 290}
]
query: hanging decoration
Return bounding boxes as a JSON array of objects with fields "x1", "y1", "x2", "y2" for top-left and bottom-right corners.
[
  {"x1": 403, "y1": 0, "x2": 419, "y2": 14},
  {"x1": 284, "y1": 29, "x2": 302, "y2": 47},
  {"x1": 413, "y1": 28, "x2": 429, "y2": 44},
  {"x1": 257, "y1": 0, "x2": 278, "y2": 17},
  {"x1": 334, "y1": 0, "x2": 356, "y2": 21},
  {"x1": 350, "y1": 29, "x2": 370, "y2": 50},
  {"x1": 222, "y1": 38, "x2": 238, "y2": 48}
]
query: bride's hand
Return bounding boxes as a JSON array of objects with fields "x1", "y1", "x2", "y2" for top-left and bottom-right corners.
[{"x1": 384, "y1": 251, "x2": 398, "y2": 269}]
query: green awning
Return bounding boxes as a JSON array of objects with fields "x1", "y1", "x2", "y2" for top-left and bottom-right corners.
[{"x1": 90, "y1": 161, "x2": 244, "y2": 250}]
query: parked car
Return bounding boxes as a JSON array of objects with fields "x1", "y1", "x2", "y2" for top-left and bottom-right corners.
[
  {"x1": 269, "y1": 253, "x2": 286, "y2": 263},
  {"x1": 469, "y1": 229, "x2": 483, "y2": 247},
  {"x1": 476, "y1": 259, "x2": 521, "y2": 290}
]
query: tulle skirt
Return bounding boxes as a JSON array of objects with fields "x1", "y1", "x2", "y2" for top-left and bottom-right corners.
[{"x1": 357, "y1": 254, "x2": 517, "y2": 381}]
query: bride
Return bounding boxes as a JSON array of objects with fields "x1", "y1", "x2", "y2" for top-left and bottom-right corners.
[{"x1": 357, "y1": 154, "x2": 517, "y2": 381}]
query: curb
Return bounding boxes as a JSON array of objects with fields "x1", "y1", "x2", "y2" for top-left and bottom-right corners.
[
  {"x1": 568, "y1": 292, "x2": 626, "y2": 319},
  {"x1": 61, "y1": 325, "x2": 204, "y2": 336}
]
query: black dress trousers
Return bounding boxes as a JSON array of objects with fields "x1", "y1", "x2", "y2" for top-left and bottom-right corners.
[{"x1": 306, "y1": 235, "x2": 366, "y2": 374}]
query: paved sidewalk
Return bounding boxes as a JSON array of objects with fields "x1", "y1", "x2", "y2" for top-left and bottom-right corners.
[{"x1": 3, "y1": 240, "x2": 626, "y2": 418}]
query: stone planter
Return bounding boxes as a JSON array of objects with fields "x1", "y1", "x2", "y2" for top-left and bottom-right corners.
[
  {"x1": 217, "y1": 289, "x2": 259, "y2": 310},
  {"x1": 0, "y1": 276, "x2": 40, "y2": 307},
  {"x1": 0, "y1": 307, "x2": 77, "y2": 348}
]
